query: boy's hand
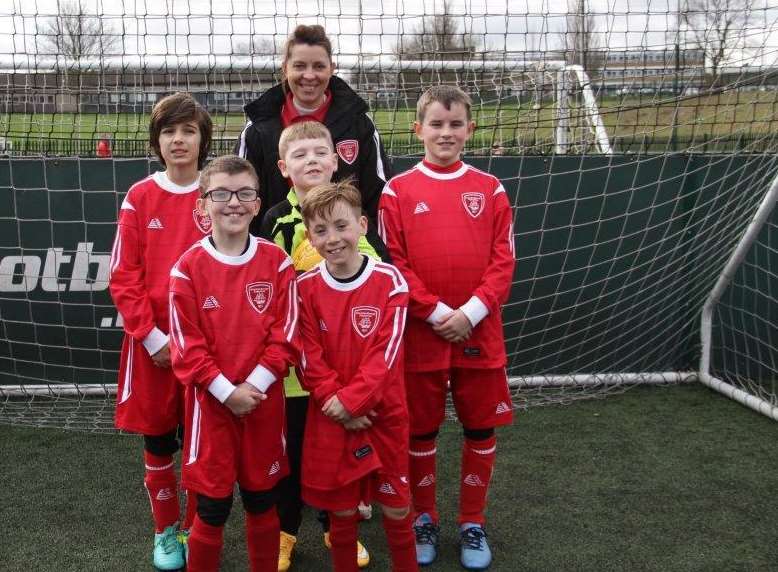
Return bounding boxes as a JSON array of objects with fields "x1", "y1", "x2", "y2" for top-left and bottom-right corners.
[
  {"x1": 432, "y1": 309, "x2": 473, "y2": 343},
  {"x1": 151, "y1": 344, "x2": 171, "y2": 368},
  {"x1": 322, "y1": 395, "x2": 351, "y2": 423},
  {"x1": 224, "y1": 383, "x2": 266, "y2": 417},
  {"x1": 343, "y1": 415, "x2": 373, "y2": 431}
]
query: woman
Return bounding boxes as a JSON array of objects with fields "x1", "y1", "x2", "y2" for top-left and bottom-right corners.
[{"x1": 236, "y1": 24, "x2": 391, "y2": 234}]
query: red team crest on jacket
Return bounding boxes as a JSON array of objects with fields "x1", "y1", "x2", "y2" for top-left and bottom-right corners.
[
  {"x1": 193, "y1": 209, "x2": 212, "y2": 234},
  {"x1": 246, "y1": 282, "x2": 273, "y2": 313},
  {"x1": 351, "y1": 306, "x2": 380, "y2": 338},
  {"x1": 336, "y1": 140, "x2": 359, "y2": 165},
  {"x1": 462, "y1": 192, "x2": 485, "y2": 218}
]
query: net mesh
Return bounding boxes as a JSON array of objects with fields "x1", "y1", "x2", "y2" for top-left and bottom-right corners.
[{"x1": 1, "y1": 1, "x2": 777, "y2": 430}]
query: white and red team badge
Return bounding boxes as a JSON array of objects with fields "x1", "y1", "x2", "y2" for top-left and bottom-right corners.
[
  {"x1": 193, "y1": 209, "x2": 212, "y2": 234},
  {"x1": 246, "y1": 282, "x2": 273, "y2": 314},
  {"x1": 336, "y1": 140, "x2": 359, "y2": 165},
  {"x1": 351, "y1": 306, "x2": 380, "y2": 338},
  {"x1": 461, "y1": 192, "x2": 485, "y2": 218}
]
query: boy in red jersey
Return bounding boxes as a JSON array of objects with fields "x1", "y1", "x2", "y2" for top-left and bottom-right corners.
[
  {"x1": 109, "y1": 92, "x2": 212, "y2": 570},
  {"x1": 378, "y1": 85, "x2": 516, "y2": 570},
  {"x1": 296, "y1": 182, "x2": 418, "y2": 572},
  {"x1": 169, "y1": 155, "x2": 297, "y2": 572}
]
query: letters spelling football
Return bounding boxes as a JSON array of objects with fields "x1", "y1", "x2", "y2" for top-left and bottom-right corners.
[
  {"x1": 351, "y1": 306, "x2": 380, "y2": 338},
  {"x1": 246, "y1": 282, "x2": 273, "y2": 313}
]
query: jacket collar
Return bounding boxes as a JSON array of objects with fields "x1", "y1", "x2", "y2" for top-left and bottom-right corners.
[{"x1": 243, "y1": 76, "x2": 367, "y2": 125}]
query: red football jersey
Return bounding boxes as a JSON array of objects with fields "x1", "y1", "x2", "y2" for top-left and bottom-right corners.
[
  {"x1": 168, "y1": 236, "x2": 297, "y2": 495},
  {"x1": 297, "y1": 257, "x2": 409, "y2": 491},
  {"x1": 378, "y1": 160, "x2": 515, "y2": 372},
  {"x1": 109, "y1": 171, "x2": 210, "y2": 433}
]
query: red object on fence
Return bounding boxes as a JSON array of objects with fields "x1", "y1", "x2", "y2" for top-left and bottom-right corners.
[{"x1": 96, "y1": 138, "x2": 112, "y2": 157}]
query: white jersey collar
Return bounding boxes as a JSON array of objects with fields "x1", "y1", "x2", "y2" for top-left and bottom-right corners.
[
  {"x1": 153, "y1": 171, "x2": 200, "y2": 194},
  {"x1": 416, "y1": 161, "x2": 469, "y2": 180},
  {"x1": 200, "y1": 235, "x2": 258, "y2": 266},
  {"x1": 318, "y1": 255, "x2": 376, "y2": 292}
]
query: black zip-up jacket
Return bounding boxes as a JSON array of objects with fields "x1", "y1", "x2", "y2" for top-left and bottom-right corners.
[{"x1": 235, "y1": 76, "x2": 392, "y2": 236}]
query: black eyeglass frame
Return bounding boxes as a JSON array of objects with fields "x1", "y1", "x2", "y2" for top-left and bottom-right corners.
[{"x1": 202, "y1": 188, "x2": 259, "y2": 202}]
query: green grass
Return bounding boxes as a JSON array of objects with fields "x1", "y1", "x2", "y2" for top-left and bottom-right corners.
[
  {"x1": 2, "y1": 91, "x2": 777, "y2": 155},
  {"x1": 2, "y1": 383, "x2": 778, "y2": 571}
]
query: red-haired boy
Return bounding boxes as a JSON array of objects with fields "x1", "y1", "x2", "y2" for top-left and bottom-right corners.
[{"x1": 297, "y1": 181, "x2": 418, "y2": 572}]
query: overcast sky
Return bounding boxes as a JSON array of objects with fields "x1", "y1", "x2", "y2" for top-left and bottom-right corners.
[{"x1": 0, "y1": 0, "x2": 775, "y2": 67}]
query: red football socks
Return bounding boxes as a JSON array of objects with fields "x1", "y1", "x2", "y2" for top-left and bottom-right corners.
[
  {"x1": 328, "y1": 511, "x2": 360, "y2": 572},
  {"x1": 186, "y1": 515, "x2": 224, "y2": 572},
  {"x1": 409, "y1": 437, "x2": 438, "y2": 522},
  {"x1": 459, "y1": 435, "x2": 497, "y2": 525},
  {"x1": 382, "y1": 512, "x2": 419, "y2": 571},
  {"x1": 143, "y1": 451, "x2": 180, "y2": 532},
  {"x1": 245, "y1": 509, "x2": 280, "y2": 572}
]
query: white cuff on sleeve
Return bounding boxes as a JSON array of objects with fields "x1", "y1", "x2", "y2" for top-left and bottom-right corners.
[
  {"x1": 426, "y1": 301, "x2": 455, "y2": 325},
  {"x1": 208, "y1": 373, "x2": 236, "y2": 403},
  {"x1": 142, "y1": 327, "x2": 169, "y2": 356},
  {"x1": 246, "y1": 364, "x2": 277, "y2": 393},
  {"x1": 459, "y1": 296, "x2": 490, "y2": 327}
]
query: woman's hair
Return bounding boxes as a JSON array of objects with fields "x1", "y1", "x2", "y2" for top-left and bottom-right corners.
[{"x1": 281, "y1": 24, "x2": 333, "y2": 90}]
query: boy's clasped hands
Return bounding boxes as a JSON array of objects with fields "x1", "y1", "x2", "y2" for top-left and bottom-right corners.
[{"x1": 322, "y1": 394, "x2": 377, "y2": 431}]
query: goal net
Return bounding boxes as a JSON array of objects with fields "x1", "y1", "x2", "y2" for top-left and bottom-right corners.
[{"x1": 1, "y1": 1, "x2": 778, "y2": 430}]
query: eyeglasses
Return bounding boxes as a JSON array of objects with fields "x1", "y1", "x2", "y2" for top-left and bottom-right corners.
[{"x1": 203, "y1": 188, "x2": 259, "y2": 202}]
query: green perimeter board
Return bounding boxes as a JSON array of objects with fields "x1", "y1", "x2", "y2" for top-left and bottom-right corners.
[{"x1": 0, "y1": 155, "x2": 774, "y2": 385}]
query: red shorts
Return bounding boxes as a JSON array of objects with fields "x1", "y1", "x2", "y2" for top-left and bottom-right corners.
[
  {"x1": 303, "y1": 470, "x2": 411, "y2": 512},
  {"x1": 405, "y1": 368, "x2": 513, "y2": 435},
  {"x1": 181, "y1": 380, "x2": 289, "y2": 498},
  {"x1": 114, "y1": 335, "x2": 183, "y2": 435}
]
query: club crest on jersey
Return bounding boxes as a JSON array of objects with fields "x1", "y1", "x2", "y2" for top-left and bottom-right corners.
[
  {"x1": 246, "y1": 282, "x2": 273, "y2": 314},
  {"x1": 336, "y1": 140, "x2": 359, "y2": 165},
  {"x1": 351, "y1": 306, "x2": 380, "y2": 338},
  {"x1": 462, "y1": 192, "x2": 485, "y2": 218},
  {"x1": 193, "y1": 209, "x2": 212, "y2": 234}
]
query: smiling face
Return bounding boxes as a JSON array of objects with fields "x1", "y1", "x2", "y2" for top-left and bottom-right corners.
[
  {"x1": 414, "y1": 101, "x2": 475, "y2": 167},
  {"x1": 158, "y1": 120, "x2": 202, "y2": 170},
  {"x1": 278, "y1": 136, "x2": 338, "y2": 195},
  {"x1": 197, "y1": 171, "x2": 260, "y2": 240},
  {"x1": 283, "y1": 43, "x2": 335, "y2": 109},
  {"x1": 305, "y1": 199, "x2": 367, "y2": 278}
]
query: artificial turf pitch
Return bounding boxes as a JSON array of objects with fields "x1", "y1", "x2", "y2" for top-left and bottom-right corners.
[{"x1": 2, "y1": 382, "x2": 777, "y2": 571}]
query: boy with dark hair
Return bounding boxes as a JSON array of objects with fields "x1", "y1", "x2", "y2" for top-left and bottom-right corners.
[
  {"x1": 297, "y1": 181, "x2": 418, "y2": 572},
  {"x1": 263, "y1": 121, "x2": 376, "y2": 570},
  {"x1": 169, "y1": 155, "x2": 297, "y2": 572},
  {"x1": 109, "y1": 91, "x2": 213, "y2": 570},
  {"x1": 378, "y1": 85, "x2": 516, "y2": 570}
]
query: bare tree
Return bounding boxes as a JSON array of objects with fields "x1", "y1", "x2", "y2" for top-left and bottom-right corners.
[
  {"x1": 233, "y1": 37, "x2": 281, "y2": 56},
  {"x1": 681, "y1": 0, "x2": 757, "y2": 78},
  {"x1": 563, "y1": 0, "x2": 601, "y2": 72},
  {"x1": 37, "y1": 1, "x2": 119, "y2": 59},
  {"x1": 394, "y1": 1, "x2": 479, "y2": 60}
]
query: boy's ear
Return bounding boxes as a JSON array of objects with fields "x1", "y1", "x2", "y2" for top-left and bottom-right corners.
[
  {"x1": 358, "y1": 214, "x2": 368, "y2": 235},
  {"x1": 330, "y1": 152, "x2": 338, "y2": 173},
  {"x1": 303, "y1": 228, "x2": 310, "y2": 241},
  {"x1": 196, "y1": 196, "x2": 207, "y2": 216},
  {"x1": 413, "y1": 121, "x2": 423, "y2": 140},
  {"x1": 467, "y1": 120, "x2": 476, "y2": 137},
  {"x1": 277, "y1": 158, "x2": 288, "y2": 178}
]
